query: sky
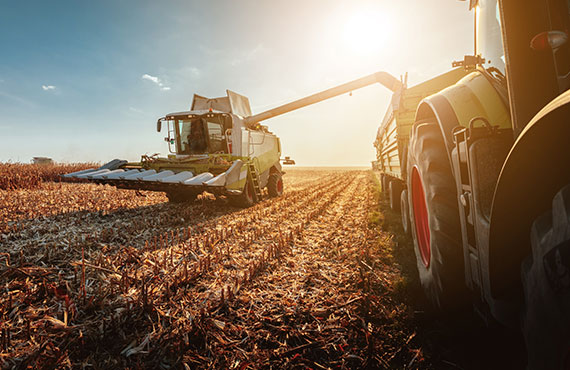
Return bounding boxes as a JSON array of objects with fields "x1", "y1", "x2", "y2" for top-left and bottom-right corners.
[{"x1": 0, "y1": 0, "x2": 473, "y2": 166}]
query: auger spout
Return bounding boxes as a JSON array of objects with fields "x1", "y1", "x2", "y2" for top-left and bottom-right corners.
[{"x1": 243, "y1": 71, "x2": 402, "y2": 126}]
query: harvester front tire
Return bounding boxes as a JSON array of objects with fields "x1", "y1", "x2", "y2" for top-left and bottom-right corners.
[
  {"x1": 267, "y1": 172, "x2": 283, "y2": 197},
  {"x1": 522, "y1": 184, "x2": 570, "y2": 369},
  {"x1": 230, "y1": 180, "x2": 255, "y2": 208},
  {"x1": 407, "y1": 120, "x2": 466, "y2": 310}
]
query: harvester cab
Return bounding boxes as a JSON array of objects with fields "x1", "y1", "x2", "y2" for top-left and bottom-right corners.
[{"x1": 64, "y1": 90, "x2": 285, "y2": 207}]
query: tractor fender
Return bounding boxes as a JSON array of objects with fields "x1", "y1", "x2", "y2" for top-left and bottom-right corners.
[
  {"x1": 415, "y1": 70, "x2": 511, "y2": 171},
  {"x1": 488, "y1": 89, "x2": 570, "y2": 297}
]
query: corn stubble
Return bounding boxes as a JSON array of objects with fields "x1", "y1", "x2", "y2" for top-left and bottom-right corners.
[{"x1": 0, "y1": 169, "x2": 425, "y2": 369}]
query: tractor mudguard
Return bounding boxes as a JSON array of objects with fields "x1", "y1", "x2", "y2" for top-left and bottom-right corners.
[
  {"x1": 488, "y1": 89, "x2": 570, "y2": 298},
  {"x1": 415, "y1": 70, "x2": 511, "y2": 167}
]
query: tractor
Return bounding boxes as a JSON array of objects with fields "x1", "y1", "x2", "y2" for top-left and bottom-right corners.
[{"x1": 374, "y1": 0, "x2": 570, "y2": 367}]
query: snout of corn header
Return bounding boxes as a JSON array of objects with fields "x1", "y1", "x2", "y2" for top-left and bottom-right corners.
[{"x1": 243, "y1": 71, "x2": 403, "y2": 127}]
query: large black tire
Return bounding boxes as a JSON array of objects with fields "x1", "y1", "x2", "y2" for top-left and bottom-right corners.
[
  {"x1": 267, "y1": 172, "x2": 283, "y2": 197},
  {"x1": 522, "y1": 184, "x2": 570, "y2": 369},
  {"x1": 230, "y1": 179, "x2": 255, "y2": 208},
  {"x1": 389, "y1": 180, "x2": 403, "y2": 212},
  {"x1": 166, "y1": 190, "x2": 197, "y2": 203},
  {"x1": 400, "y1": 189, "x2": 410, "y2": 235},
  {"x1": 407, "y1": 120, "x2": 466, "y2": 310}
]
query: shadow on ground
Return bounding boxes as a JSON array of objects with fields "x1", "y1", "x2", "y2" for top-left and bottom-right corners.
[{"x1": 371, "y1": 173, "x2": 526, "y2": 369}]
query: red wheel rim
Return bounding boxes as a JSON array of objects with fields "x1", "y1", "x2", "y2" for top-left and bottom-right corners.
[
  {"x1": 277, "y1": 178, "x2": 283, "y2": 194},
  {"x1": 412, "y1": 167, "x2": 431, "y2": 268}
]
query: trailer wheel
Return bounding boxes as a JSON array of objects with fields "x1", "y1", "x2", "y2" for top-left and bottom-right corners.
[
  {"x1": 407, "y1": 120, "x2": 465, "y2": 310},
  {"x1": 522, "y1": 184, "x2": 570, "y2": 369},
  {"x1": 389, "y1": 180, "x2": 402, "y2": 212},
  {"x1": 400, "y1": 189, "x2": 410, "y2": 235},
  {"x1": 230, "y1": 179, "x2": 255, "y2": 207},
  {"x1": 267, "y1": 172, "x2": 283, "y2": 197},
  {"x1": 381, "y1": 175, "x2": 389, "y2": 194},
  {"x1": 166, "y1": 191, "x2": 197, "y2": 203}
]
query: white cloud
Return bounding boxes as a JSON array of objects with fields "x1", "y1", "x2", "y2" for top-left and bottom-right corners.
[
  {"x1": 129, "y1": 107, "x2": 144, "y2": 114},
  {"x1": 42, "y1": 85, "x2": 56, "y2": 91},
  {"x1": 141, "y1": 74, "x2": 159, "y2": 84},
  {"x1": 141, "y1": 73, "x2": 170, "y2": 91}
]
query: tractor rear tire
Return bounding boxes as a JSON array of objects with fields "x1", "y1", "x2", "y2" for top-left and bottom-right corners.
[
  {"x1": 401, "y1": 189, "x2": 410, "y2": 235},
  {"x1": 407, "y1": 120, "x2": 466, "y2": 310},
  {"x1": 267, "y1": 172, "x2": 283, "y2": 197},
  {"x1": 230, "y1": 179, "x2": 255, "y2": 208},
  {"x1": 522, "y1": 184, "x2": 570, "y2": 369},
  {"x1": 166, "y1": 191, "x2": 197, "y2": 203},
  {"x1": 389, "y1": 180, "x2": 403, "y2": 212}
]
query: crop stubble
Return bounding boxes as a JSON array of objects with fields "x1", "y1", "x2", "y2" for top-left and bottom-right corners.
[{"x1": 0, "y1": 169, "x2": 423, "y2": 369}]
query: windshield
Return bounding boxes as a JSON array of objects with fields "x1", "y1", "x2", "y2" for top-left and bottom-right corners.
[
  {"x1": 477, "y1": 0, "x2": 505, "y2": 73},
  {"x1": 177, "y1": 115, "x2": 229, "y2": 154}
]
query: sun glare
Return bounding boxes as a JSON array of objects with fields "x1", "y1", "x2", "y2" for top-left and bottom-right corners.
[{"x1": 342, "y1": 11, "x2": 392, "y2": 56}]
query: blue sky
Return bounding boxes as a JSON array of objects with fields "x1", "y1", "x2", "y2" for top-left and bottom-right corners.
[{"x1": 0, "y1": 0, "x2": 472, "y2": 165}]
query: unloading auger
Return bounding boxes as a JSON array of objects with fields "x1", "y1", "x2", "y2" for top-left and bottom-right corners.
[{"x1": 63, "y1": 71, "x2": 402, "y2": 206}]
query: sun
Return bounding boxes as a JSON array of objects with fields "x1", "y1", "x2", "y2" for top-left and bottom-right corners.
[{"x1": 342, "y1": 10, "x2": 392, "y2": 56}]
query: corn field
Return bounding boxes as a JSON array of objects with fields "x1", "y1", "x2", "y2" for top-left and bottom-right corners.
[{"x1": 0, "y1": 163, "x2": 97, "y2": 191}]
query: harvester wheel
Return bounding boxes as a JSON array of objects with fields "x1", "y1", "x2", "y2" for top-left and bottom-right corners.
[
  {"x1": 166, "y1": 191, "x2": 197, "y2": 203},
  {"x1": 407, "y1": 120, "x2": 466, "y2": 310},
  {"x1": 230, "y1": 179, "x2": 255, "y2": 207},
  {"x1": 267, "y1": 172, "x2": 283, "y2": 197},
  {"x1": 522, "y1": 184, "x2": 570, "y2": 369},
  {"x1": 400, "y1": 189, "x2": 410, "y2": 235},
  {"x1": 389, "y1": 180, "x2": 402, "y2": 212}
]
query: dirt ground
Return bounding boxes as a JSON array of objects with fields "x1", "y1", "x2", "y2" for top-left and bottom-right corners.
[{"x1": 0, "y1": 168, "x2": 525, "y2": 369}]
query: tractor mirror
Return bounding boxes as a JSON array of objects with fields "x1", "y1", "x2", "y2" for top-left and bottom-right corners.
[{"x1": 156, "y1": 118, "x2": 162, "y2": 132}]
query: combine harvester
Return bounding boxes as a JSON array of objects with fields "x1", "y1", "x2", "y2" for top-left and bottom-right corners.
[{"x1": 65, "y1": 73, "x2": 403, "y2": 206}]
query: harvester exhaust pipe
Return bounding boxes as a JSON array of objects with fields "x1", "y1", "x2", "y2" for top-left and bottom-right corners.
[{"x1": 243, "y1": 71, "x2": 403, "y2": 126}]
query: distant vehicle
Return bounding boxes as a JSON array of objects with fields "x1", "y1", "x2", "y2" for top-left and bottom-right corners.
[{"x1": 32, "y1": 157, "x2": 54, "y2": 165}]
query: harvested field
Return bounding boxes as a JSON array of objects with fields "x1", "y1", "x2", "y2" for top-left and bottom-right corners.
[{"x1": 0, "y1": 168, "x2": 524, "y2": 369}]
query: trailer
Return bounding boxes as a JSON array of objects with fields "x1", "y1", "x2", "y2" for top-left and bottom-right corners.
[{"x1": 374, "y1": 68, "x2": 468, "y2": 220}]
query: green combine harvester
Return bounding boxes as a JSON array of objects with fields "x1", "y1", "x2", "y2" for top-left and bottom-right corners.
[{"x1": 65, "y1": 73, "x2": 402, "y2": 206}]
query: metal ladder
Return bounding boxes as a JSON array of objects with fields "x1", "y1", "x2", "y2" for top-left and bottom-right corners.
[{"x1": 247, "y1": 162, "x2": 263, "y2": 201}]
